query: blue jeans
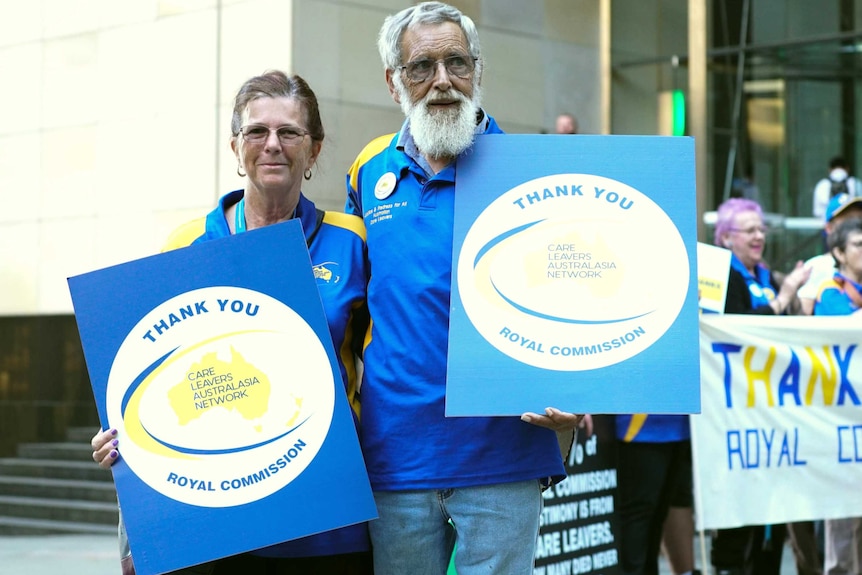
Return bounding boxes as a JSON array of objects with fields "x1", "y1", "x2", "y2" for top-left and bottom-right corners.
[{"x1": 369, "y1": 480, "x2": 543, "y2": 575}]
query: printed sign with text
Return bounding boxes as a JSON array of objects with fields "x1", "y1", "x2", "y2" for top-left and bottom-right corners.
[
  {"x1": 448, "y1": 134, "x2": 700, "y2": 415},
  {"x1": 68, "y1": 220, "x2": 376, "y2": 575},
  {"x1": 697, "y1": 242, "x2": 732, "y2": 314},
  {"x1": 694, "y1": 314, "x2": 862, "y2": 529}
]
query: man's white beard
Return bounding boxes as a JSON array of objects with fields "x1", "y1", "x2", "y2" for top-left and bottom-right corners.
[{"x1": 397, "y1": 79, "x2": 482, "y2": 160}]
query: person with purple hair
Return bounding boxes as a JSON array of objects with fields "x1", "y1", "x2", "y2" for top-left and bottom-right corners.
[
  {"x1": 709, "y1": 198, "x2": 811, "y2": 575},
  {"x1": 714, "y1": 198, "x2": 810, "y2": 316}
]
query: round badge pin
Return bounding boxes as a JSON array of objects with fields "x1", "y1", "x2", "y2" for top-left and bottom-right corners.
[{"x1": 374, "y1": 172, "x2": 396, "y2": 200}]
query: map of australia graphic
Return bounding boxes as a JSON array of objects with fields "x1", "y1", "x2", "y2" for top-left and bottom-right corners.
[{"x1": 167, "y1": 348, "x2": 301, "y2": 431}]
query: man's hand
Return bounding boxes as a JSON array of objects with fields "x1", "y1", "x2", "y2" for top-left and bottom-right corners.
[
  {"x1": 579, "y1": 414, "x2": 594, "y2": 438},
  {"x1": 521, "y1": 409, "x2": 593, "y2": 461},
  {"x1": 521, "y1": 408, "x2": 585, "y2": 431},
  {"x1": 90, "y1": 428, "x2": 120, "y2": 470}
]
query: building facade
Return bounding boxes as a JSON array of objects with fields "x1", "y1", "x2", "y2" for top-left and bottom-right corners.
[{"x1": 1, "y1": 0, "x2": 860, "y2": 450}]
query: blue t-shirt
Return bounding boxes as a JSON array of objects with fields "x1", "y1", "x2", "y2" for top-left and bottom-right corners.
[
  {"x1": 345, "y1": 114, "x2": 565, "y2": 491},
  {"x1": 615, "y1": 414, "x2": 690, "y2": 442},
  {"x1": 814, "y1": 273, "x2": 862, "y2": 316}
]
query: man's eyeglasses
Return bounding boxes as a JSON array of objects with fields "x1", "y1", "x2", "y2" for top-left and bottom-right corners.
[
  {"x1": 729, "y1": 225, "x2": 769, "y2": 236},
  {"x1": 398, "y1": 54, "x2": 478, "y2": 83},
  {"x1": 239, "y1": 125, "x2": 309, "y2": 146}
]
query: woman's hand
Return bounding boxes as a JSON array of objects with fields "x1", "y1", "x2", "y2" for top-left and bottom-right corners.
[
  {"x1": 775, "y1": 260, "x2": 812, "y2": 313},
  {"x1": 90, "y1": 428, "x2": 120, "y2": 469},
  {"x1": 783, "y1": 260, "x2": 812, "y2": 292}
]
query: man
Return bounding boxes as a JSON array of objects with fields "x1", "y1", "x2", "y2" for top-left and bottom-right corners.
[
  {"x1": 798, "y1": 192, "x2": 862, "y2": 315},
  {"x1": 812, "y1": 156, "x2": 860, "y2": 220},
  {"x1": 345, "y1": 3, "x2": 582, "y2": 574},
  {"x1": 555, "y1": 112, "x2": 578, "y2": 134}
]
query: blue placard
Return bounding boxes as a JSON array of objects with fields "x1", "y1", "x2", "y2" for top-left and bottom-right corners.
[
  {"x1": 447, "y1": 134, "x2": 700, "y2": 415},
  {"x1": 68, "y1": 219, "x2": 376, "y2": 575}
]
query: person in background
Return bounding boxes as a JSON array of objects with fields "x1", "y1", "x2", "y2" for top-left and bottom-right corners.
[
  {"x1": 812, "y1": 156, "x2": 860, "y2": 220},
  {"x1": 812, "y1": 215, "x2": 862, "y2": 575},
  {"x1": 555, "y1": 112, "x2": 578, "y2": 134},
  {"x1": 345, "y1": 3, "x2": 584, "y2": 574},
  {"x1": 789, "y1": 191, "x2": 862, "y2": 575},
  {"x1": 91, "y1": 70, "x2": 372, "y2": 575},
  {"x1": 710, "y1": 197, "x2": 811, "y2": 575},
  {"x1": 615, "y1": 412, "x2": 698, "y2": 575},
  {"x1": 785, "y1": 521, "x2": 824, "y2": 575},
  {"x1": 730, "y1": 168, "x2": 760, "y2": 203},
  {"x1": 717, "y1": 198, "x2": 810, "y2": 317},
  {"x1": 661, "y1": 506, "x2": 699, "y2": 575},
  {"x1": 798, "y1": 193, "x2": 862, "y2": 315},
  {"x1": 815, "y1": 215, "x2": 862, "y2": 315}
]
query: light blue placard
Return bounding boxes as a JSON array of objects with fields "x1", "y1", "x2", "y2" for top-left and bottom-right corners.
[
  {"x1": 448, "y1": 134, "x2": 700, "y2": 415},
  {"x1": 68, "y1": 219, "x2": 376, "y2": 575}
]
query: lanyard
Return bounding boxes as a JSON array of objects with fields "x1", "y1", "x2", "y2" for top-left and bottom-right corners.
[
  {"x1": 235, "y1": 196, "x2": 298, "y2": 234},
  {"x1": 730, "y1": 254, "x2": 774, "y2": 308},
  {"x1": 234, "y1": 198, "x2": 247, "y2": 234}
]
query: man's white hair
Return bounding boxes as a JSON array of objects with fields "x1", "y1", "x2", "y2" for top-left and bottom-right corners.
[{"x1": 377, "y1": 1, "x2": 482, "y2": 78}]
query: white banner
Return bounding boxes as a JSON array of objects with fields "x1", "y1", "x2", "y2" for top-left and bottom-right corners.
[{"x1": 694, "y1": 314, "x2": 862, "y2": 530}]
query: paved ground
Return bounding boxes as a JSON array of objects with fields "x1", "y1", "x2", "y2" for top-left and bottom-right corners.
[
  {"x1": 0, "y1": 534, "x2": 118, "y2": 575},
  {"x1": 0, "y1": 533, "x2": 799, "y2": 575},
  {"x1": 658, "y1": 533, "x2": 798, "y2": 575}
]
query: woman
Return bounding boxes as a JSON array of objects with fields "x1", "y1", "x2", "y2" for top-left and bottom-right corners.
[
  {"x1": 815, "y1": 215, "x2": 862, "y2": 316},
  {"x1": 716, "y1": 198, "x2": 810, "y2": 316},
  {"x1": 813, "y1": 215, "x2": 862, "y2": 575},
  {"x1": 91, "y1": 70, "x2": 371, "y2": 575},
  {"x1": 710, "y1": 198, "x2": 810, "y2": 575}
]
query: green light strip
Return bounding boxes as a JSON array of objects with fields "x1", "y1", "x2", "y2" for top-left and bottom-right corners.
[{"x1": 672, "y1": 90, "x2": 686, "y2": 136}]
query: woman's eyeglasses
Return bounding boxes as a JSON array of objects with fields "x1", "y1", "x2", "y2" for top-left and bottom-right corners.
[
  {"x1": 729, "y1": 225, "x2": 769, "y2": 236},
  {"x1": 239, "y1": 125, "x2": 309, "y2": 146}
]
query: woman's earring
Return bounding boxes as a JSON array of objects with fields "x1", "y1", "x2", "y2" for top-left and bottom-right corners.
[
  {"x1": 237, "y1": 163, "x2": 247, "y2": 178},
  {"x1": 304, "y1": 168, "x2": 312, "y2": 181}
]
